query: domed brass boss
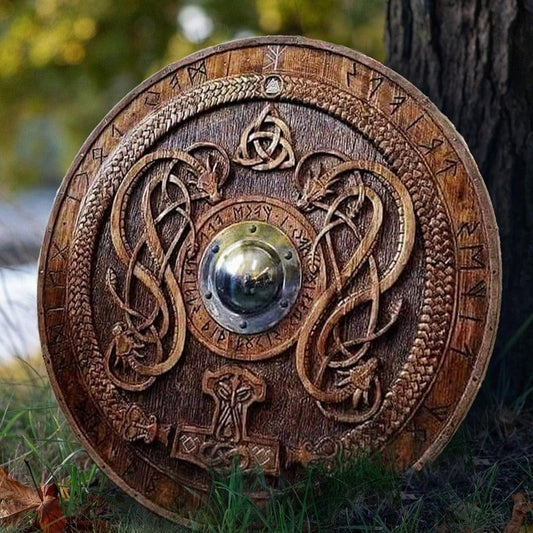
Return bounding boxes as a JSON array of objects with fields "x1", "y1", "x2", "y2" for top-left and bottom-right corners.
[{"x1": 198, "y1": 221, "x2": 301, "y2": 334}]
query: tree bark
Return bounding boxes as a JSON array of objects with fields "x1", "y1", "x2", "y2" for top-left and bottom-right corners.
[{"x1": 386, "y1": 0, "x2": 533, "y2": 391}]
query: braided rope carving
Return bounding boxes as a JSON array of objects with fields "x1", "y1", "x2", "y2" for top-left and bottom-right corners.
[{"x1": 67, "y1": 73, "x2": 454, "y2": 450}]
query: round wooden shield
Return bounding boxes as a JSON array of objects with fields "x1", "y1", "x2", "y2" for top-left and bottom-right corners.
[{"x1": 38, "y1": 36, "x2": 501, "y2": 524}]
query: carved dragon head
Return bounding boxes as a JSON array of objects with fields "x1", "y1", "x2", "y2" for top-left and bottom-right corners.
[
  {"x1": 196, "y1": 155, "x2": 224, "y2": 203},
  {"x1": 296, "y1": 164, "x2": 342, "y2": 210},
  {"x1": 188, "y1": 145, "x2": 231, "y2": 204}
]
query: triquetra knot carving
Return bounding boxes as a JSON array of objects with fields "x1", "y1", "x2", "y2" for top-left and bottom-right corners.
[{"x1": 233, "y1": 104, "x2": 295, "y2": 171}]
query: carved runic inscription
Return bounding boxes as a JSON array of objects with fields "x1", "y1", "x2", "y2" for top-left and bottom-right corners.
[
  {"x1": 172, "y1": 367, "x2": 280, "y2": 475},
  {"x1": 39, "y1": 37, "x2": 500, "y2": 525}
]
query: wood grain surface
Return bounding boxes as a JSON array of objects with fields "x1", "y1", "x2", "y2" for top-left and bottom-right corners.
[{"x1": 38, "y1": 36, "x2": 501, "y2": 525}]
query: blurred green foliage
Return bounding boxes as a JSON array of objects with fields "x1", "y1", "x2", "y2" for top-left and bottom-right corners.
[{"x1": 0, "y1": 0, "x2": 385, "y2": 193}]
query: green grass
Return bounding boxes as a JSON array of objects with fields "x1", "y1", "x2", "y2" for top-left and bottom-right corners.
[
  {"x1": 0, "y1": 357, "x2": 110, "y2": 530},
  {"x1": 0, "y1": 355, "x2": 532, "y2": 532},
  {"x1": 191, "y1": 453, "x2": 401, "y2": 532}
]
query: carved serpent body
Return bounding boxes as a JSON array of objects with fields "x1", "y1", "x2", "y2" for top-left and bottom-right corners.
[
  {"x1": 104, "y1": 150, "x2": 193, "y2": 391},
  {"x1": 295, "y1": 158, "x2": 416, "y2": 423},
  {"x1": 67, "y1": 74, "x2": 454, "y2": 449},
  {"x1": 105, "y1": 144, "x2": 231, "y2": 390}
]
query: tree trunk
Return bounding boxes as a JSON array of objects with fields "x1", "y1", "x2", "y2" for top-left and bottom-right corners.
[{"x1": 385, "y1": 0, "x2": 533, "y2": 392}]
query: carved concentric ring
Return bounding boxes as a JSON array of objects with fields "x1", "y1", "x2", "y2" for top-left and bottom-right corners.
[{"x1": 182, "y1": 196, "x2": 325, "y2": 360}]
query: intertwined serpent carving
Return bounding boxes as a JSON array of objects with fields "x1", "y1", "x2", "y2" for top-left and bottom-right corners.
[
  {"x1": 104, "y1": 145, "x2": 230, "y2": 392},
  {"x1": 294, "y1": 152, "x2": 415, "y2": 424},
  {"x1": 67, "y1": 73, "x2": 454, "y2": 451}
]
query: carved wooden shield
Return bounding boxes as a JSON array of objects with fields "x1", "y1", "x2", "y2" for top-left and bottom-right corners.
[{"x1": 38, "y1": 36, "x2": 501, "y2": 524}]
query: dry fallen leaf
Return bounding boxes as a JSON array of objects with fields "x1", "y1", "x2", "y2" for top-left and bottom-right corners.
[
  {"x1": 0, "y1": 467, "x2": 66, "y2": 532},
  {"x1": 0, "y1": 466, "x2": 41, "y2": 523},
  {"x1": 37, "y1": 483, "x2": 67, "y2": 533},
  {"x1": 504, "y1": 492, "x2": 533, "y2": 533}
]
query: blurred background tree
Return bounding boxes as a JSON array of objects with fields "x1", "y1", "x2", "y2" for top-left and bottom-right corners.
[
  {"x1": 387, "y1": 0, "x2": 533, "y2": 395},
  {"x1": 0, "y1": 0, "x2": 385, "y2": 193}
]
